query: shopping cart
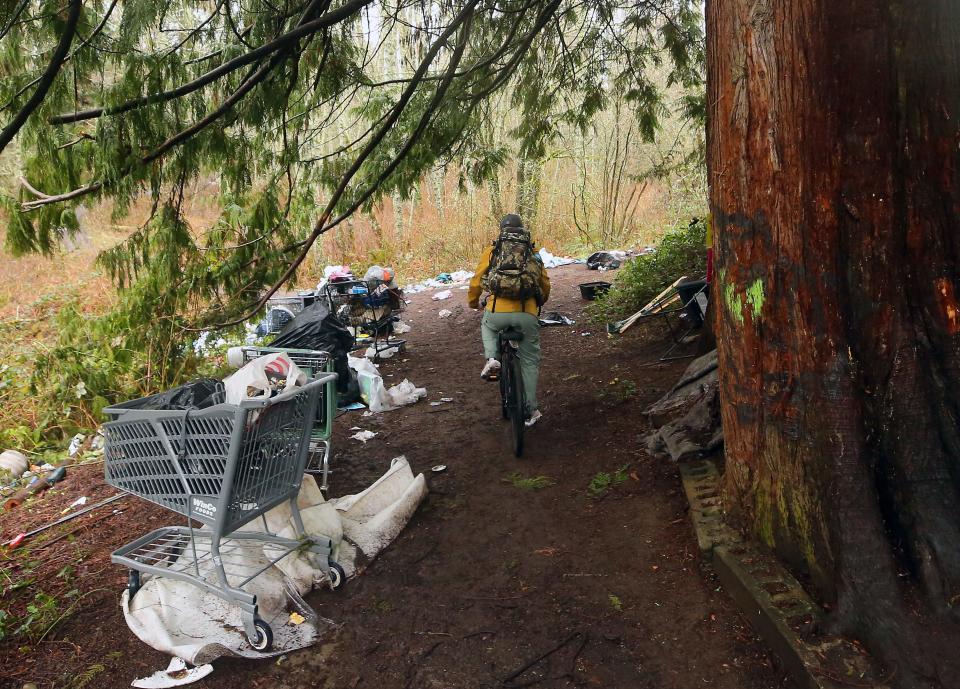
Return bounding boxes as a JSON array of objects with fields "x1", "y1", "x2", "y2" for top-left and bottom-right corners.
[
  {"x1": 103, "y1": 375, "x2": 342, "y2": 652},
  {"x1": 324, "y1": 279, "x2": 406, "y2": 359},
  {"x1": 237, "y1": 346, "x2": 336, "y2": 492}
]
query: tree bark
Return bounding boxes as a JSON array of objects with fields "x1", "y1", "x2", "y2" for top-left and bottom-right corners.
[{"x1": 707, "y1": 1, "x2": 960, "y2": 686}]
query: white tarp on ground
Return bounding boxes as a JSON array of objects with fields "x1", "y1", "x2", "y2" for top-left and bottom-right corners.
[{"x1": 122, "y1": 457, "x2": 427, "y2": 665}]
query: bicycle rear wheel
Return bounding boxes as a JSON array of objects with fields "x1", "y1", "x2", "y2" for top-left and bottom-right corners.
[
  {"x1": 499, "y1": 357, "x2": 510, "y2": 420},
  {"x1": 509, "y1": 355, "x2": 525, "y2": 457}
]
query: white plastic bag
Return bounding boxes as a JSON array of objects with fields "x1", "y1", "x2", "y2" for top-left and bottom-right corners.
[
  {"x1": 386, "y1": 380, "x2": 426, "y2": 407},
  {"x1": 347, "y1": 357, "x2": 426, "y2": 412},
  {"x1": 223, "y1": 353, "x2": 307, "y2": 405},
  {"x1": 348, "y1": 356, "x2": 394, "y2": 412}
]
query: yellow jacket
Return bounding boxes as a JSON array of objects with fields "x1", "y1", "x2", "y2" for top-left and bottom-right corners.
[{"x1": 467, "y1": 244, "x2": 551, "y2": 316}]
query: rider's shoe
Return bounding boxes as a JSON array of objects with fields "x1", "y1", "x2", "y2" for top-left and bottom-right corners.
[
  {"x1": 480, "y1": 358, "x2": 501, "y2": 380},
  {"x1": 525, "y1": 409, "x2": 542, "y2": 427}
]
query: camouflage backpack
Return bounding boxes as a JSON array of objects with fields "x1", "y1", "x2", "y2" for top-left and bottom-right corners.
[{"x1": 482, "y1": 226, "x2": 544, "y2": 304}]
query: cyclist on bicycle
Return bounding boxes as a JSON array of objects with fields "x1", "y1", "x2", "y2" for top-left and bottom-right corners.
[{"x1": 468, "y1": 213, "x2": 551, "y2": 427}]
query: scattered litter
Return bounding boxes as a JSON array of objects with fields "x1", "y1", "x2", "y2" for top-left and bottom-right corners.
[
  {"x1": 438, "y1": 309, "x2": 452, "y2": 319},
  {"x1": 539, "y1": 312, "x2": 575, "y2": 326},
  {"x1": 289, "y1": 612, "x2": 306, "y2": 625},
  {"x1": 393, "y1": 320, "x2": 412, "y2": 334},
  {"x1": 387, "y1": 379, "x2": 427, "y2": 407},
  {"x1": 581, "y1": 332, "x2": 592, "y2": 337},
  {"x1": 432, "y1": 290, "x2": 452, "y2": 301},
  {"x1": 441, "y1": 397, "x2": 453, "y2": 402},
  {"x1": 61, "y1": 496, "x2": 88, "y2": 514},
  {"x1": 431, "y1": 465, "x2": 447, "y2": 473},
  {"x1": 404, "y1": 271, "x2": 475, "y2": 294},
  {"x1": 365, "y1": 345, "x2": 400, "y2": 360},
  {"x1": 6, "y1": 493, "x2": 128, "y2": 548},
  {"x1": 4, "y1": 466, "x2": 67, "y2": 510},
  {"x1": 350, "y1": 430, "x2": 377, "y2": 443},
  {"x1": 538, "y1": 247, "x2": 580, "y2": 268},
  {"x1": 68, "y1": 433, "x2": 86, "y2": 457},
  {"x1": 132, "y1": 657, "x2": 214, "y2": 688},
  {"x1": 339, "y1": 402, "x2": 366, "y2": 412}
]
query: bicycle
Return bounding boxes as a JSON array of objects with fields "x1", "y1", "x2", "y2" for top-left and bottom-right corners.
[{"x1": 497, "y1": 327, "x2": 526, "y2": 457}]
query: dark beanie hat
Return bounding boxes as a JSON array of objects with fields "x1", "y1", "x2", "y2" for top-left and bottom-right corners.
[{"x1": 499, "y1": 213, "x2": 523, "y2": 229}]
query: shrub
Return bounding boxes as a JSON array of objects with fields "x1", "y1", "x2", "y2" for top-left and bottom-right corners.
[{"x1": 587, "y1": 218, "x2": 707, "y2": 323}]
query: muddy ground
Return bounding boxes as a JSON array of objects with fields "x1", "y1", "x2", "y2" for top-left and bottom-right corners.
[{"x1": 0, "y1": 264, "x2": 789, "y2": 689}]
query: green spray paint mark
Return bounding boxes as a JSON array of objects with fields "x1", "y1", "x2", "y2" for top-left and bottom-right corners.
[
  {"x1": 745, "y1": 278, "x2": 765, "y2": 320},
  {"x1": 724, "y1": 281, "x2": 744, "y2": 325}
]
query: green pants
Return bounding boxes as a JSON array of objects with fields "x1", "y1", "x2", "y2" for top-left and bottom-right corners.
[{"x1": 481, "y1": 311, "x2": 541, "y2": 413}]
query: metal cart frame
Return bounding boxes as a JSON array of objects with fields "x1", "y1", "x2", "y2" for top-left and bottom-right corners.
[
  {"x1": 239, "y1": 346, "x2": 337, "y2": 492},
  {"x1": 103, "y1": 375, "x2": 341, "y2": 651},
  {"x1": 323, "y1": 279, "x2": 406, "y2": 360}
]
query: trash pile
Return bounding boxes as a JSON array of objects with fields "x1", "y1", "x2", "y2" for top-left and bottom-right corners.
[
  {"x1": 403, "y1": 269, "x2": 474, "y2": 294},
  {"x1": 2, "y1": 452, "x2": 68, "y2": 511},
  {"x1": 94, "y1": 349, "x2": 428, "y2": 675},
  {"x1": 586, "y1": 250, "x2": 629, "y2": 271}
]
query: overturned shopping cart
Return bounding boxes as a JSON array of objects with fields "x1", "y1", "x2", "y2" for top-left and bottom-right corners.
[{"x1": 103, "y1": 375, "x2": 342, "y2": 652}]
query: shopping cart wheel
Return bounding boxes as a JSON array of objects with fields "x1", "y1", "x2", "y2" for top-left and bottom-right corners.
[
  {"x1": 127, "y1": 571, "x2": 141, "y2": 600},
  {"x1": 328, "y1": 561, "x2": 346, "y2": 589},
  {"x1": 249, "y1": 618, "x2": 273, "y2": 652}
]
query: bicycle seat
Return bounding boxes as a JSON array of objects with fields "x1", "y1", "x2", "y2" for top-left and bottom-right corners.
[{"x1": 501, "y1": 329, "x2": 524, "y2": 342}]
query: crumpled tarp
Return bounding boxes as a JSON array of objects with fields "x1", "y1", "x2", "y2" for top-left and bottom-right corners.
[{"x1": 122, "y1": 457, "x2": 427, "y2": 665}]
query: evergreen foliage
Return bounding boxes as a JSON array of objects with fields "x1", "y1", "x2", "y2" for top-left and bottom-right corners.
[{"x1": 1, "y1": 0, "x2": 704, "y2": 430}]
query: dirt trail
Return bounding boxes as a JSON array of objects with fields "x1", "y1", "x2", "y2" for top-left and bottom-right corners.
[{"x1": 0, "y1": 264, "x2": 788, "y2": 689}]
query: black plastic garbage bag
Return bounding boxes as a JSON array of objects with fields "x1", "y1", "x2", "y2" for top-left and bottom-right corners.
[
  {"x1": 122, "y1": 379, "x2": 225, "y2": 412},
  {"x1": 586, "y1": 251, "x2": 625, "y2": 270},
  {"x1": 271, "y1": 301, "x2": 359, "y2": 402},
  {"x1": 272, "y1": 300, "x2": 352, "y2": 351}
]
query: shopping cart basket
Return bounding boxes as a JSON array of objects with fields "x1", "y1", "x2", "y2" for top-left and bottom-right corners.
[
  {"x1": 238, "y1": 346, "x2": 336, "y2": 492},
  {"x1": 103, "y1": 375, "x2": 341, "y2": 652},
  {"x1": 324, "y1": 279, "x2": 406, "y2": 359}
]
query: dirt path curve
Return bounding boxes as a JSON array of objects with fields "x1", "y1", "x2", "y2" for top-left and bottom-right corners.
[{"x1": 208, "y1": 264, "x2": 788, "y2": 689}]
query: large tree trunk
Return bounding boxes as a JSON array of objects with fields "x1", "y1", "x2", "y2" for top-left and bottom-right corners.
[{"x1": 707, "y1": 2, "x2": 960, "y2": 686}]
